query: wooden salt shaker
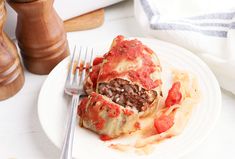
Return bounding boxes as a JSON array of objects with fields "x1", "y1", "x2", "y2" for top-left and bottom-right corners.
[
  {"x1": 8, "y1": 0, "x2": 69, "y2": 74},
  {"x1": 0, "y1": 0, "x2": 24, "y2": 101}
]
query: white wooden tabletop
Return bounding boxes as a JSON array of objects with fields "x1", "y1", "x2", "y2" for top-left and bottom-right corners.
[{"x1": 0, "y1": 1, "x2": 235, "y2": 158}]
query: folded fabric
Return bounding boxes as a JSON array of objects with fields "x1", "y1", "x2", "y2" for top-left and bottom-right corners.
[{"x1": 134, "y1": 0, "x2": 235, "y2": 95}]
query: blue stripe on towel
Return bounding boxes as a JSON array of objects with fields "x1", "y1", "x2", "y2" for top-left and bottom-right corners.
[
  {"x1": 140, "y1": 0, "x2": 160, "y2": 21},
  {"x1": 177, "y1": 20, "x2": 230, "y2": 27},
  {"x1": 230, "y1": 22, "x2": 235, "y2": 29},
  {"x1": 140, "y1": 0, "x2": 235, "y2": 37},
  {"x1": 150, "y1": 23, "x2": 227, "y2": 37},
  {"x1": 189, "y1": 12, "x2": 235, "y2": 20}
]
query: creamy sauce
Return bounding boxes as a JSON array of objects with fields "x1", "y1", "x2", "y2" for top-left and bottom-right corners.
[
  {"x1": 109, "y1": 143, "x2": 154, "y2": 155},
  {"x1": 108, "y1": 70, "x2": 200, "y2": 154},
  {"x1": 109, "y1": 144, "x2": 132, "y2": 152}
]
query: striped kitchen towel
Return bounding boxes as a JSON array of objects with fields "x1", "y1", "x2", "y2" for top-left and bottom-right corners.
[{"x1": 135, "y1": 0, "x2": 235, "y2": 94}]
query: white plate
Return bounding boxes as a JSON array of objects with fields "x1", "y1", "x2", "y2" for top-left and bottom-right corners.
[{"x1": 38, "y1": 38, "x2": 221, "y2": 159}]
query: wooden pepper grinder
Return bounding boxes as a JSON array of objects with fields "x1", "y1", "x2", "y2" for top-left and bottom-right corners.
[
  {"x1": 0, "y1": 0, "x2": 24, "y2": 100},
  {"x1": 8, "y1": 0, "x2": 69, "y2": 74}
]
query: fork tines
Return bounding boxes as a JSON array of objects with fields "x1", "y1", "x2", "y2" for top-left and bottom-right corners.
[{"x1": 65, "y1": 45, "x2": 93, "y2": 95}]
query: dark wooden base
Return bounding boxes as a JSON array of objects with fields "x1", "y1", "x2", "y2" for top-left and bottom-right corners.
[{"x1": 0, "y1": 62, "x2": 25, "y2": 101}]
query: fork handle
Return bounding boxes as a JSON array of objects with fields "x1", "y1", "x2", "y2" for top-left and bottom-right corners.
[{"x1": 60, "y1": 95, "x2": 80, "y2": 159}]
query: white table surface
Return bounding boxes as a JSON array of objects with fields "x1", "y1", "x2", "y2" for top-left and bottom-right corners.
[{"x1": 1, "y1": 1, "x2": 235, "y2": 158}]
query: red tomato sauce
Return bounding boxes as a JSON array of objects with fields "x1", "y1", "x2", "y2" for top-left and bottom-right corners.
[
  {"x1": 122, "y1": 109, "x2": 134, "y2": 116},
  {"x1": 78, "y1": 93, "x2": 121, "y2": 131},
  {"x1": 93, "y1": 57, "x2": 104, "y2": 66},
  {"x1": 78, "y1": 93, "x2": 105, "y2": 130},
  {"x1": 134, "y1": 122, "x2": 141, "y2": 130},
  {"x1": 89, "y1": 64, "x2": 101, "y2": 89},
  {"x1": 165, "y1": 82, "x2": 182, "y2": 107},
  {"x1": 99, "y1": 134, "x2": 112, "y2": 141},
  {"x1": 154, "y1": 114, "x2": 174, "y2": 133},
  {"x1": 98, "y1": 35, "x2": 161, "y2": 90}
]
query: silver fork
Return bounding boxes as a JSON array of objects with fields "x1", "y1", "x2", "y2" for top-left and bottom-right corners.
[{"x1": 60, "y1": 46, "x2": 93, "y2": 159}]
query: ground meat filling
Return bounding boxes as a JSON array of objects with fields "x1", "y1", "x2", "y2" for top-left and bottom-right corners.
[{"x1": 98, "y1": 78, "x2": 158, "y2": 112}]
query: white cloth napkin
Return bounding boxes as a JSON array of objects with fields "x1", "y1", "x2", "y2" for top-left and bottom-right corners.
[{"x1": 134, "y1": 0, "x2": 235, "y2": 95}]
